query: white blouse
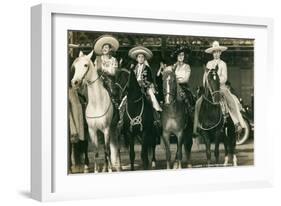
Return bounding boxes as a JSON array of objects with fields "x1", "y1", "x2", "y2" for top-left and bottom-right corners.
[
  {"x1": 95, "y1": 55, "x2": 118, "y2": 76},
  {"x1": 174, "y1": 63, "x2": 191, "y2": 84}
]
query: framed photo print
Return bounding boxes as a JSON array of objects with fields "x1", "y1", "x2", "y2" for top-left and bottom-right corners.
[{"x1": 31, "y1": 3, "x2": 274, "y2": 201}]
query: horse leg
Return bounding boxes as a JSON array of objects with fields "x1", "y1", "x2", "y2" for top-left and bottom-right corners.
[
  {"x1": 103, "y1": 128, "x2": 113, "y2": 173},
  {"x1": 144, "y1": 130, "x2": 154, "y2": 170},
  {"x1": 202, "y1": 133, "x2": 211, "y2": 166},
  {"x1": 214, "y1": 138, "x2": 220, "y2": 166},
  {"x1": 174, "y1": 131, "x2": 184, "y2": 169},
  {"x1": 71, "y1": 142, "x2": 81, "y2": 173},
  {"x1": 83, "y1": 140, "x2": 89, "y2": 173},
  {"x1": 141, "y1": 132, "x2": 150, "y2": 170},
  {"x1": 141, "y1": 145, "x2": 152, "y2": 170},
  {"x1": 148, "y1": 146, "x2": 153, "y2": 169},
  {"x1": 110, "y1": 130, "x2": 122, "y2": 172},
  {"x1": 232, "y1": 132, "x2": 238, "y2": 166},
  {"x1": 88, "y1": 128, "x2": 99, "y2": 173},
  {"x1": 162, "y1": 131, "x2": 171, "y2": 169},
  {"x1": 129, "y1": 134, "x2": 135, "y2": 171},
  {"x1": 214, "y1": 129, "x2": 222, "y2": 166},
  {"x1": 184, "y1": 134, "x2": 193, "y2": 168},
  {"x1": 152, "y1": 144, "x2": 156, "y2": 169},
  {"x1": 70, "y1": 143, "x2": 75, "y2": 173},
  {"x1": 223, "y1": 127, "x2": 229, "y2": 166}
]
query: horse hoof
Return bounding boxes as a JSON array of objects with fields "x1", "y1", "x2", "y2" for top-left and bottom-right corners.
[
  {"x1": 102, "y1": 167, "x2": 108, "y2": 173},
  {"x1": 187, "y1": 164, "x2": 192, "y2": 168},
  {"x1": 84, "y1": 165, "x2": 89, "y2": 173},
  {"x1": 173, "y1": 162, "x2": 179, "y2": 169},
  {"x1": 108, "y1": 168, "x2": 113, "y2": 173},
  {"x1": 224, "y1": 156, "x2": 229, "y2": 166},
  {"x1": 233, "y1": 155, "x2": 238, "y2": 166},
  {"x1": 166, "y1": 162, "x2": 171, "y2": 169},
  {"x1": 152, "y1": 161, "x2": 156, "y2": 169}
]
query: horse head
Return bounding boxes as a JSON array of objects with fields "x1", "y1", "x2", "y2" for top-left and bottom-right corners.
[
  {"x1": 162, "y1": 66, "x2": 177, "y2": 105},
  {"x1": 115, "y1": 68, "x2": 130, "y2": 99},
  {"x1": 205, "y1": 67, "x2": 221, "y2": 104},
  {"x1": 127, "y1": 68, "x2": 142, "y2": 102},
  {"x1": 71, "y1": 50, "x2": 94, "y2": 89}
]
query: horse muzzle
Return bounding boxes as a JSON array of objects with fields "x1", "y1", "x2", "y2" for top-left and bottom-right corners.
[{"x1": 71, "y1": 79, "x2": 82, "y2": 89}]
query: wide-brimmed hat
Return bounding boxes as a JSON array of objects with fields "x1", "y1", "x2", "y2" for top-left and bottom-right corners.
[
  {"x1": 93, "y1": 35, "x2": 119, "y2": 55},
  {"x1": 128, "y1": 46, "x2": 153, "y2": 60},
  {"x1": 205, "y1": 41, "x2": 227, "y2": 53},
  {"x1": 68, "y1": 43, "x2": 80, "y2": 48},
  {"x1": 170, "y1": 45, "x2": 191, "y2": 60}
]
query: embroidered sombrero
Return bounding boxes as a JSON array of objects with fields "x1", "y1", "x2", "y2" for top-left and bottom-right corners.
[
  {"x1": 93, "y1": 35, "x2": 119, "y2": 55},
  {"x1": 205, "y1": 41, "x2": 227, "y2": 53},
  {"x1": 128, "y1": 46, "x2": 153, "y2": 60}
]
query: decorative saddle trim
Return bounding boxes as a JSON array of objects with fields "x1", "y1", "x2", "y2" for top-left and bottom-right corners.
[{"x1": 126, "y1": 97, "x2": 144, "y2": 132}]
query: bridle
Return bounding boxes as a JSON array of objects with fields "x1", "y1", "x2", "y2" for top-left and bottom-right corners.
[
  {"x1": 203, "y1": 69, "x2": 221, "y2": 105},
  {"x1": 163, "y1": 72, "x2": 177, "y2": 105},
  {"x1": 73, "y1": 57, "x2": 111, "y2": 119},
  {"x1": 199, "y1": 69, "x2": 223, "y2": 131}
]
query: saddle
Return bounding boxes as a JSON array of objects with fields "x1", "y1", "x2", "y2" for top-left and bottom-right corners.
[{"x1": 177, "y1": 84, "x2": 195, "y2": 118}]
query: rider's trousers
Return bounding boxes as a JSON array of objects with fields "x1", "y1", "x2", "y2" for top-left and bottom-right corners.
[{"x1": 147, "y1": 87, "x2": 162, "y2": 112}]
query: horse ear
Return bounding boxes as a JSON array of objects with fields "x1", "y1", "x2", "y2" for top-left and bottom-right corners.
[
  {"x1": 86, "y1": 50, "x2": 94, "y2": 60},
  {"x1": 79, "y1": 51, "x2": 84, "y2": 57}
]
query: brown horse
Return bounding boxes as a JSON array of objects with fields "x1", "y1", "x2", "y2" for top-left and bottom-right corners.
[{"x1": 161, "y1": 68, "x2": 193, "y2": 169}]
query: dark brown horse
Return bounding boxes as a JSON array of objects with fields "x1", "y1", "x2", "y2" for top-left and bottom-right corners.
[
  {"x1": 161, "y1": 69, "x2": 193, "y2": 169},
  {"x1": 122, "y1": 70, "x2": 157, "y2": 170},
  {"x1": 198, "y1": 68, "x2": 237, "y2": 166}
]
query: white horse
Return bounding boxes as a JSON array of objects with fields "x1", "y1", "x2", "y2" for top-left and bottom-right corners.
[{"x1": 71, "y1": 50, "x2": 121, "y2": 173}]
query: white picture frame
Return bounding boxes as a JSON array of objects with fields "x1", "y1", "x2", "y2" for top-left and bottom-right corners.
[{"x1": 31, "y1": 3, "x2": 274, "y2": 202}]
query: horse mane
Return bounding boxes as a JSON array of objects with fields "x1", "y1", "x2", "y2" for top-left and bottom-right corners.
[{"x1": 127, "y1": 69, "x2": 142, "y2": 101}]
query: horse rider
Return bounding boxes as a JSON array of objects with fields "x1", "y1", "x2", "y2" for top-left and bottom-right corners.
[
  {"x1": 193, "y1": 41, "x2": 245, "y2": 136},
  {"x1": 157, "y1": 45, "x2": 195, "y2": 117},
  {"x1": 172, "y1": 45, "x2": 195, "y2": 115},
  {"x1": 93, "y1": 34, "x2": 120, "y2": 109},
  {"x1": 128, "y1": 45, "x2": 163, "y2": 112}
]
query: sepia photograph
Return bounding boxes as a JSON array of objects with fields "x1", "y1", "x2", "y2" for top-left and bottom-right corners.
[{"x1": 68, "y1": 31, "x2": 254, "y2": 174}]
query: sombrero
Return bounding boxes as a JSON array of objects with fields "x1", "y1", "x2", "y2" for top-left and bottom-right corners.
[
  {"x1": 128, "y1": 46, "x2": 153, "y2": 60},
  {"x1": 205, "y1": 41, "x2": 227, "y2": 53},
  {"x1": 93, "y1": 35, "x2": 119, "y2": 55},
  {"x1": 68, "y1": 43, "x2": 80, "y2": 48}
]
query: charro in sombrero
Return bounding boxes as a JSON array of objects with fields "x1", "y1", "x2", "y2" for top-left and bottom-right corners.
[
  {"x1": 93, "y1": 34, "x2": 119, "y2": 55},
  {"x1": 128, "y1": 46, "x2": 153, "y2": 60},
  {"x1": 205, "y1": 41, "x2": 227, "y2": 53}
]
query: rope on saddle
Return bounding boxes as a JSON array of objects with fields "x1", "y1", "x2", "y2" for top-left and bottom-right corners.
[
  {"x1": 126, "y1": 97, "x2": 144, "y2": 132},
  {"x1": 199, "y1": 110, "x2": 222, "y2": 131}
]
